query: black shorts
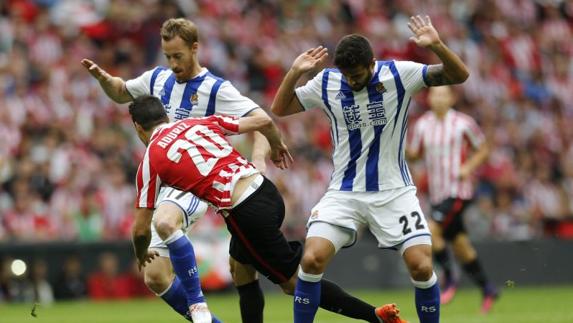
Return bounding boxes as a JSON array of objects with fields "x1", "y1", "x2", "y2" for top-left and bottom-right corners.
[
  {"x1": 430, "y1": 198, "x2": 472, "y2": 241},
  {"x1": 224, "y1": 177, "x2": 302, "y2": 284}
]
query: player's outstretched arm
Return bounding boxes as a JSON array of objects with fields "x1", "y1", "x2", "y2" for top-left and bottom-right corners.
[
  {"x1": 271, "y1": 46, "x2": 328, "y2": 116},
  {"x1": 81, "y1": 59, "x2": 133, "y2": 104},
  {"x1": 238, "y1": 113, "x2": 293, "y2": 169},
  {"x1": 408, "y1": 15, "x2": 469, "y2": 86}
]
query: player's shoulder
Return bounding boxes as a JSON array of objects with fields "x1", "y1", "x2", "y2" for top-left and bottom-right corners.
[{"x1": 452, "y1": 110, "x2": 477, "y2": 123}]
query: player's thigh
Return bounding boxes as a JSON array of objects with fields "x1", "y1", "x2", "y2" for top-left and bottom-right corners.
[
  {"x1": 302, "y1": 222, "x2": 354, "y2": 273},
  {"x1": 229, "y1": 256, "x2": 258, "y2": 286},
  {"x1": 155, "y1": 187, "x2": 208, "y2": 229},
  {"x1": 428, "y1": 220, "x2": 446, "y2": 251},
  {"x1": 225, "y1": 179, "x2": 301, "y2": 285},
  {"x1": 365, "y1": 187, "x2": 431, "y2": 248},
  {"x1": 143, "y1": 256, "x2": 175, "y2": 293},
  {"x1": 451, "y1": 233, "x2": 477, "y2": 262},
  {"x1": 307, "y1": 190, "x2": 365, "y2": 235}
]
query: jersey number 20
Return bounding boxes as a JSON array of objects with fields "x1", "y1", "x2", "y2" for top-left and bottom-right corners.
[{"x1": 167, "y1": 125, "x2": 233, "y2": 176}]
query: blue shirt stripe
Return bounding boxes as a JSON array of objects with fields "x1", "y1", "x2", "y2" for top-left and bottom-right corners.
[
  {"x1": 398, "y1": 97, "x2": 413, "y2": 185},
  {"x1": 160, "y1": 74, "x2": 176, "y2": 108},
  {"x1": 206, "y1": 72, "x2": 225, "y2": 116},
  {"x1": 175, "y1": 74, "x2": 206, "y2": 120},
  {"x1": 389, "y1": 62, "x2": 405, "y2": 134},
  {"x1": 340, "y1": 78, "x2": 362, "y2": 191},
  {"x1": 365, "y1": 62, "x2": 386, "y2": 191},
  {"x1": 321, "y1": 69, "x2": 339, "y2": 146},
  {"x1": 150, "y1": 67, "x2": 166, "y2": 96}
]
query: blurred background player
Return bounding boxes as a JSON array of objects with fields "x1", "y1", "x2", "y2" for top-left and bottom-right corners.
[
  {"x1": 81, "y1": 17, "x2": 274, "y2": 322},
  {"x1": 271, "y1": 15, "x2": 469, "y2": 323},
  {"x1": 407, "y1": 85, "x2": 498, "y2": 313}
]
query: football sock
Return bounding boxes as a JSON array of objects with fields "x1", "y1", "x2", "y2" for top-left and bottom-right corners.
[
  {"x1": 434, "y1": 249, "x2": 453, "y2": 283},
  {"x1": 159, "y1": 276, "x2": 192, "y2": 320},
  {"x1": 412, "y1": 272, "x2": 440, "y2": 323},
  {"x1": 294, "y1": 269, "x2": 322, "y2": 323},
  {"x1": 319, "y1": 279, "x2": 379, "y2": 322},
  {"x1": 237, "y1": 280, "x2": 264, "y2": 323},
  {"x1": 462, "y1": 258, "x2": 488, "y2": 290},
  {"x1": 165, "y1": 231, "x2": 205, "y2": 305}
]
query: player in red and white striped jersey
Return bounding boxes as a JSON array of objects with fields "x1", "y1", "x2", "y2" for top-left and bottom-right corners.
[{"x1": 408, "y1": 86, "x2": 498, "y2": 313}]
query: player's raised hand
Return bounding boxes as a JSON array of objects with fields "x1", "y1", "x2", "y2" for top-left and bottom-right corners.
[
  {"x1": 408, "y1": 15, "x2": 441, "y2": 48},
  {"x1": 292, "y1": 46, "x2": 328, "y2": 74},
  {"x1": 81, "y1": 58, "x2": 109, "y2": 82},
  {"x1": 270, "y1": 141, "x2": 294, "y2": 170}
]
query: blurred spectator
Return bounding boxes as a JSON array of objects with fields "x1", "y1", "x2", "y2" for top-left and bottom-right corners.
[
  {"x1": 1, "y1": 0, "x2": 573, "y2": 241},
  {"x1": 53, "y1": 255, "x2": 87, "y2": 300},
  {"x1": 87, "y1": 252, "x2": 130, "y2": 300}
]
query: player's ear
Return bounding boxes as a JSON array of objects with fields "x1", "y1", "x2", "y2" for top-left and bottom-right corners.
[{"x1": 191, "y1": 42, "x2": 199, "y2": 54}]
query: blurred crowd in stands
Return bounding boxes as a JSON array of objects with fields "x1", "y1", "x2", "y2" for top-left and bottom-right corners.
[{"x1": 1, "y1": 0, "x2": 573, "y2": 244}]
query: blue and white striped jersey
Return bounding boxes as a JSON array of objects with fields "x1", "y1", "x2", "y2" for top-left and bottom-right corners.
[
  {"x1": 126, "y1": 67, "x2": 259, "y2": 120},
  {"x1": 295, "y1": 60, "x2": 428, "y2": 192}
]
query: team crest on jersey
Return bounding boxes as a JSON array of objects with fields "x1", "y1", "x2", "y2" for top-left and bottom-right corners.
[
  {"x1": 376, "y1": 83, "x2": 386, "y2": 93},
  {"x1": 191, "y1": 93, "x2": 199, "y2": 105}
]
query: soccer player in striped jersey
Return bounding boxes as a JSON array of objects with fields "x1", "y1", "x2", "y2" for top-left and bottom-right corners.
[
  {"x1": 408, "y1": 86, "x2": 498, "y2": 313},
  {"x1": 271, "y1": 15, "x2": 470, "y2": 323},
  {"x1": 130, "y1": 95, "x2": 410, "y2": 323},
  {"x1": 82, "y1": 18, "x2": 273, "y2": 323}
]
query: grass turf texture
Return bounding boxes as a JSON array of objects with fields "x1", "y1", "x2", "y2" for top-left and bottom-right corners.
[{"x1": 1, "y1": 285, "x2": 572, "y2": 323}]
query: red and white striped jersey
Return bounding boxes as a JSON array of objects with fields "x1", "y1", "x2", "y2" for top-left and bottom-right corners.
[
  {"x1": 135, "y1": 115, "x2": 259, "y2": 210},
  {"x1": 410, "y1": 109, "x2": 485, "y2": 204}
]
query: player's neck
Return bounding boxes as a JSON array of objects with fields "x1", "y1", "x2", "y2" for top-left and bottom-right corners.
[{"x1": 189, "y1": 63, "x2": 204, "y2": 79}]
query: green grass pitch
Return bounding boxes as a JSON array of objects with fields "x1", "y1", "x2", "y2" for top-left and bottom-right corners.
[{"x1": 1, "y1": 285, "x2": 572, "y2": 322}]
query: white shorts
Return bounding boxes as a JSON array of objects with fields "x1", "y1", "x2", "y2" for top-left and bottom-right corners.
[
  {"x1": 308, "y1": 186, "x2": 431, "y2": 252},
  {"x1": 149, "y1": 186, "x2": 209, "y2": 256}
]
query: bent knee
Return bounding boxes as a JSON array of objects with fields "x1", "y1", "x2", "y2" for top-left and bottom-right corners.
[
  {"x1": 300, "y1": 251, "x2": 329, "y2": 274},
  {"x1": 409, "y1": 261, "x2": 434, "y2": 282},
  {"x1": 144, "y1": 268, "x2": 174, "y2": 294}
]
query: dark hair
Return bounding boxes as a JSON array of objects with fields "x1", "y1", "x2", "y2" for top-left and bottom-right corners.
[
  {"x1": 128, "y1": 95, "x2": 169, "y2": 131},
  {"x1": 334, "y1": 34, "x2": 374, "y2": 70},
  {"x1": 160, "y1": 18, "x2": 199, "y2": 47}
]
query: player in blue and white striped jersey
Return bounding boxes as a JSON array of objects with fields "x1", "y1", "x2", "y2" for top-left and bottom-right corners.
[
  {"x1": 272, "y1": 15, "x2": 470, "y2": 323},
  {"x1": 81, "y1": 18, "x2": 273, "y2": 323}
]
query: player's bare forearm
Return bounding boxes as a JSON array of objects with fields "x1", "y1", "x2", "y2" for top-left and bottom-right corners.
[
  {"x1": 131, "y1": 208, "x2": 153, "y2": 264},
  {"x1": 251, "y1": 131, "x2": 270, "y2": 172},
  {"x1": 271, "y1": 68, "x2": 305, "y2": 116},
  {"x1": 257, "y1": 121, "x2": 283, "y2": 148},
  {"x1": 426, "y1": 42, "x2": 470, "y2": 86},
  {"x1": 82, "y1": 59, "x2": 132, "y2": 103},
  {"x1": 461, "y1": 141, "x2": 489, "y2": 177},
  {"x1": 100, "y1": 76, "x2": 133, "y2": 104}
]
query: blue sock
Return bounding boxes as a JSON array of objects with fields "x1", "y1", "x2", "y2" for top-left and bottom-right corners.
[
  {"x1": 294, "y1": 269, "x2": 322, "y2": 323},
  {"x1": 160, "y1": 276, "x2": 190, "y2": 319},
  {"x1": 165, "y1": 231, "x2": 205, "y2": 305},
  {"x1": 413, "y1": 272, "x2": 440, "y2": 323},
  {"x1": 160, "y1": 276, "x2": 223, "y2": 322}
]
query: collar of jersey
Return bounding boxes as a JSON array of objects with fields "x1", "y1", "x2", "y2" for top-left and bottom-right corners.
[
  {"x1": 150, "y1": 123, "x2": 170, "y2": 142},
  {"x1": 176, "y1": 67, "x2": 208, "y2": 84}
]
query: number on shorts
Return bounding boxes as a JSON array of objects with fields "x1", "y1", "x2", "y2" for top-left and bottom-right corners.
[
  {"x1": 167, "y1": 125, "x2": 233, "y2": 176},
  {"x1": 399, "y1": 211, "x2": 425, "y2": 235}
]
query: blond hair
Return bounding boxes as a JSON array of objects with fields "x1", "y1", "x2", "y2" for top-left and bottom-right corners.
[{"x1": 160, "y1": 18, "x2": 198, "y2": 47}]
